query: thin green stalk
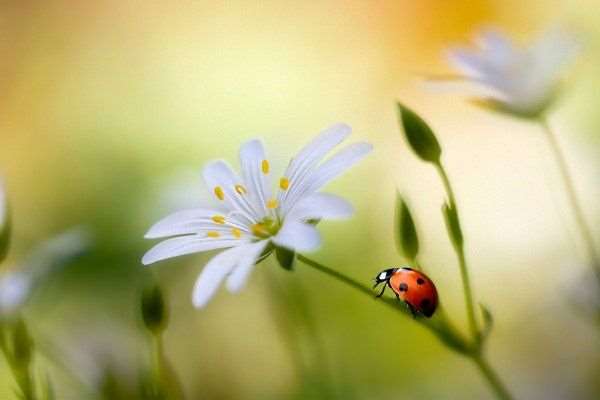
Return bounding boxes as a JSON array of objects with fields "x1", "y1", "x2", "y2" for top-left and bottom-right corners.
[
  {"x1": 473, "y1": 355, "x2": 513, "y2": 400},
  {"x1": 435, "y1": 162, "x2": 480, "y2": 343},
  {"x1": 296, "y1": 254, "x2": 514, "y2": 400},
  {"x1": 540, "y1": 117, "x2": 600, "y2": 282}
]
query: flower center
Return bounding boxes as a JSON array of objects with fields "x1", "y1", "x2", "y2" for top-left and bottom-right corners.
[{"x1": 251, "y1": 217, "x2": 280, "y2": 239}]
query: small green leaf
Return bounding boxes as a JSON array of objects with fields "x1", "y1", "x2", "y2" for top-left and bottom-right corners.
[
  {"x1": 480, "y1": 303, "x2": 494, "y2": 341},
  {"x1": 141, "y1": 285, "x2": 168, "y2": 334},
  {"x1": 395, "y1": 193, "x2": 419, "y2": 261},
  {"x1": 397, "y1": 103, "x2": 442, "y2": 163},
  {"x1": 275, "y1": 246, "x2": 295, "y2": 271},
  {"x1": 0, "y1": 180, "x2": 11, "y2": 262},
  {"x1": 442, "y1": 202, "x2": 463, "y2": 250},
  {"x1": 8, "y1": 318, "x2": 33, "y2": 368}
]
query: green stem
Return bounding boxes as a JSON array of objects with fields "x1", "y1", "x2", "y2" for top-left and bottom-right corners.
[
  {"x1": 435, "y1": 163, "x2": 480, "y2": 343},
  {"x1": 296, "y1": 254, "x2": 513, "y2": 400},
  {"x1": 473, "y1": 355, "x2": 513, "y2": 400},
  {"x1": 540, "y1": 117, "x2": 600, "y2": 282}
]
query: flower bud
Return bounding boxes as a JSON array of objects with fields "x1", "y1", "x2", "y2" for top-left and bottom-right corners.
[
  {"x1": 395, "y1": 193, "x2": 419, "y2": 261},
  {"x1": 397, "y1": 104, "x2": 442, "y2": 164},
  {"x1": 141, "y1": 285, "x2": 168, "y2": 334}
]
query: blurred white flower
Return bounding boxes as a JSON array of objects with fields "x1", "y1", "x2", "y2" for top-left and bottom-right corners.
[
  {"x1": 143, "y1": 123, "x2": 372, "y2": 308},
  {"x1": 431, "y1": 28, "x2": 579, "y2": 117},
  {"x1": 0, "y1": 227, "x2": 92, "y2": 317}
]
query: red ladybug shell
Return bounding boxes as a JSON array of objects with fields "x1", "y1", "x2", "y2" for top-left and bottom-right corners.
[{"x1": 389, "y1": 268, "x2": 438, "y2": 317}]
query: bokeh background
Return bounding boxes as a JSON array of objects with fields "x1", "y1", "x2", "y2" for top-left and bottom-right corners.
[{"x1": 1, "y1": 1, "x2": 600, "y2": 399}]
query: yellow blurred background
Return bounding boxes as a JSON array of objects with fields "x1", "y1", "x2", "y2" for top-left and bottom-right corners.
[{"x1": 1, "y1": 1, "x2": 599, "y2": 399}]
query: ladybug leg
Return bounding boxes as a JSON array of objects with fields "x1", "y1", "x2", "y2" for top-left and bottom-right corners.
[
  {"x1": 404, "y1": 301, "x2": 418, "y2": 318},
  {"x1": 375, "y1": 284, "x2": 386, "y2": 298}
]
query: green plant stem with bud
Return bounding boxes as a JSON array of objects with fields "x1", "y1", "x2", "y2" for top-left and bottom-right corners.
[
  {"x1": 540, "y1": 117, "x2": 600, "y2": 282},
  {"x1": 435, "y1": 162, "x2": 480, "y2": 345},
  {"x1": 296, "y1": 254, "x2": 514, "y2": 400}
]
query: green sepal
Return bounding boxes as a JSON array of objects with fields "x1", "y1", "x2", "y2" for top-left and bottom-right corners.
[
  {"x1": 275, "y1": 246, "x2": 295, "y2": 271},
  {"x1": 0, "y1": 182, "x2": 11, "y2": 263},
  {"x1": 397, "y1": 103, "x2": 442, "y2": 163},
  {"x1": 442, "y1": 202, "x2": 464, "y2": 250},
  {"x1": 479, "y1": 303, "x2": 494, "y2": 343},
  {"x1": 7, "y1": 318, "x2": 33, "y2": 368},
  {"x1": 395, "y1": 193, "x2": 419, "y2": 261}
]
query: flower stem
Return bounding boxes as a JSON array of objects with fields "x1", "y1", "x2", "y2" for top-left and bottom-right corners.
[
  {"x1": 540, "y1": 117, "x2": 600, "y2": 282},
  {"x1": 473, "y1": 355, "x2": 514, "y2": 400},
  {"x1": 296, "y1": 254, "x2": 514, "y2": 400},
  {"x1": 435, "y1": 162, "x2": 480, "y2": 344}
]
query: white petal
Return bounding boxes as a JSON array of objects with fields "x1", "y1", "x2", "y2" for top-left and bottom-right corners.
[
  {"x1": 286, "y1": 123, "x2": 351, "y2": 178},
  {"x1": 286, "y1": 193, "x2": 354, "y2": 221},
  {"x1": 447, "y1": 48, "x2": 488, "y2": 79},
  {"x1": 307, "y1": 142, "x2": 373, "y2": 193},
  {"x1": 191, "y1": 245, "x2": 246, "y2": 308},
  {"x1": 239, "y1": 140, "x2": 272, "y2": 218},
  {"x1": 202, "y1": 160, "x2": 259, "y2": 223},
  {"x1": 422, "y1": 77, "x2": 508, "y2": 102},
  {"x1": 145, "y1": 208, "x2": 223, "y2": 239},
  {"x1": 141, "y1": 236, "x2": 242, "y2": 265},
  {"x1": 225, "y1": 240, "x2": 269, "y2": 293},
  {"x1": 273, "y1": 220, "x2": 321, "y2": 252}
]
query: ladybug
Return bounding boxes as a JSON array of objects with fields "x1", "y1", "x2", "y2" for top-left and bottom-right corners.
[{"x1": 373, "y1": 267, "x2": 438, "y2": 317}]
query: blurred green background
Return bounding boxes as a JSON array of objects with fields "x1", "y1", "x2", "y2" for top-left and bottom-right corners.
[{"x1": 1, "y1": 1, "x2": 600, "y2": 399}]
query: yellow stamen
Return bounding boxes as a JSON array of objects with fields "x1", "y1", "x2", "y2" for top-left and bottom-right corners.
[
  {"x1": 279, "y1": 177, "x2": 290, "y2": 190},
  {"x1": 232, "y1": 228, "x2": 242, "y2": 239},
  {"x1": 235, "y1": 184, "x2": 247, "y2": 195},
  {"x1": 211, "y1": 215, "x2": 226, "y2": 224},
  {"x1": 206, "y1": 231, "x2": 220, "y2": 238},
  {"x1": 261, "y1": 160, "x2": 270, "y2": 174},
  {"x1": 214, "y1": 186, "x2": 225, "y2": 201},
  {"x1": 266, "y1": 199, "x2": 279, "y2": 209}
]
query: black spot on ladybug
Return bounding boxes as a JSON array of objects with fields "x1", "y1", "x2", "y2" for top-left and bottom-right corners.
[
  {"x1": 398, "y1": 283, "x2": 408, "y2": 292},
  {"x1": 420, "y1": 298, "x2": 431, "y2": 309},
  {"x1": 417, "y1": 278, "x2": 425, "y2": 285}
]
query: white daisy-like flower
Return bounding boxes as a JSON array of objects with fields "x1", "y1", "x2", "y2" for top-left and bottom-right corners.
[
  {"x1": 142, "y1": 124, "x2": 372, "y2": 308},
  {"x1": 432, "y1": 28, "x2": 579, "y2": 117},
  {"x1": 0, "y1": 227, "x2": 92, "y2": 318}
]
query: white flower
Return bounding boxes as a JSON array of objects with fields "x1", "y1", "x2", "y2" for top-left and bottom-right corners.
[
  {"x1": 142, "y1": 124, "x2": 372, "y2": 308},
  {"x1": 432, "y1": 28, "x2": 579, "y2": 117},
  {"x1": 0, "y1": 227, "x2": 92, "y2": 318}
]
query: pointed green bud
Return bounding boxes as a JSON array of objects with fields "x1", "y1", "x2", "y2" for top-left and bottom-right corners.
[
  {"x1": 275, "y1": 246, "x2": 295, "y2": 271},
  {"x1": 395, "y1": 193, "x2": 419, "y2": 261},
  {"x1": 397, "y1": 104, "x2": 442, "y2": 163},
  {"x1": 0, "y1": 179, "x2": 11, "y2": 262},
  {"x1": 442, "y1": 202, "x2": 463, "y2": 250},
  {"x1": 141, "y1": 285, "x2": 168, "y2": 334}
]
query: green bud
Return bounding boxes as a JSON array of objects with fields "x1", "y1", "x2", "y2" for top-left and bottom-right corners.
[
  {"x1": 0, "y1": 179, "x2": 11, "y2": 262},
  {"x1": 395, "y1": 193, "x2": 419, "y2": 261},
  {"x1": 275, "y1": 246, "x2": 295, "y2": 271},
  {"x1": 442, "y1": 202, "x2": 463, "y2": 250},
  {"x1": 397, "y1": 103, "x2": 442, "y2": 163},
  {"x1": 141, "y1": 285, "x2": 168, "y2": 334}
]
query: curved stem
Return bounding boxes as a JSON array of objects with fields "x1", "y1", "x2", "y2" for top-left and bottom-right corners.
[
  {"x1": 473, "y1": 355, "x2": 514, "y2": 400},
  {"x1": 540, "y1": 117, "x2": 600, "y2": 281},
  {"x1": 435, "y1": 163, "x2": 480, "y2": 343},
  {"x1": 296, "y1": 254, "x2": 514, "y2": 400}
]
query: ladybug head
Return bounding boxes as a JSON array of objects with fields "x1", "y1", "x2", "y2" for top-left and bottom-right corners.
[{"x1": 373, "y1": 268, "x2": 396, "y2": 287}]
